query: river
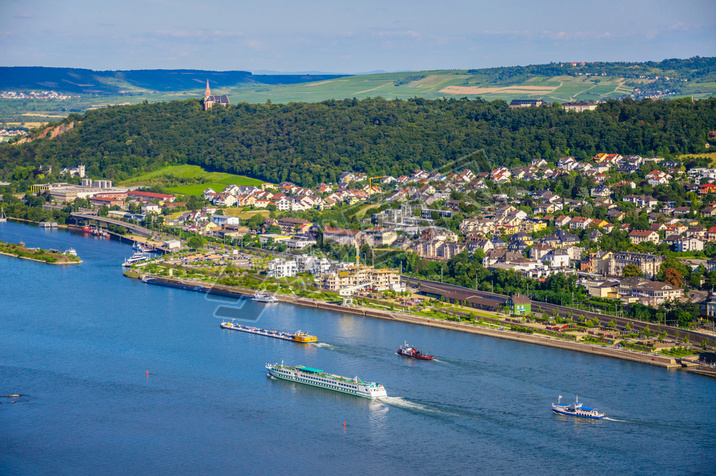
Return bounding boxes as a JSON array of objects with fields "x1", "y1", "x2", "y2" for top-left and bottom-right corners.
[{"x1": 1, "y1": 221, "x2": 714, "y2": 475}]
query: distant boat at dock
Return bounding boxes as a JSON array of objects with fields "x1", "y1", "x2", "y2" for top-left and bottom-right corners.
[
  {"x1": 0, "y1": 207, "x2": 7, "y2": 223},
  {"x1": 251, "y1": 292, "x2": 279, "y2": 303},
  {"x1": 133, "y1": 242, "x2": 152, "y2": 252}
]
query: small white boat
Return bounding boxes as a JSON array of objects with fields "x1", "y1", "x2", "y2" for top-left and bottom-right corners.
[
  {"x1": 0, "y1": 206, "x2": 7, "y2": 223},
  {"x1": 133, "y1": 242, "x2": 152, "y2": 252},
  {"x1": 122, "y1": 252, "x2": 152, "y2": 267},
  {"x1": 552, "y1": 395, "x2": 605, "y2": 419},
  {"x1": 63, "y1": 248, "x2": 78, "y2": 256},
  {"x1": 251, "y1": 292, "x2": 279, "y2": 303}
]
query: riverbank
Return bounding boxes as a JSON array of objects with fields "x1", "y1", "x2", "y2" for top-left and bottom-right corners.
[
  {"x1": 7, "y1": 216, "x2": 69, "y2": 228},
  {"x1": 125, "y1": 272, "x2": 703, "y2": 373},
  {"x1": 0, "y1": 240, "x2": 81, "y2": 265}
]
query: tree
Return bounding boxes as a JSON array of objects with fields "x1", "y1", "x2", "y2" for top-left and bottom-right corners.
[
  {"x1": 247, "y1": 214, "x2": 265, "y2": 231},
  {"x1": 622, "y1": 263, "x2": 643, "y2": 278},
  {"x1": 663, "y1": 268, "x2": 683, "y2": 288},
  {"x1": 187, "y1": 235, "x2": 205, "y2": 249}
]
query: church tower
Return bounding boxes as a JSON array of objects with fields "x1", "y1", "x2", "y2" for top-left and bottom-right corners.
[{"x1": 202, "y1": 79, "x2": 228, "y2": 111}]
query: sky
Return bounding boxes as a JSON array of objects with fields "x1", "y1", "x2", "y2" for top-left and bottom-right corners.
[{"x1": 1, "y1": 0, "x2": 715, "y2": 73}]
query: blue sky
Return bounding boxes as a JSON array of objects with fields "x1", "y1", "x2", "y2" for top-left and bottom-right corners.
[{"x1": 1, "y1": 0, "x2": 714, "y2": 73}]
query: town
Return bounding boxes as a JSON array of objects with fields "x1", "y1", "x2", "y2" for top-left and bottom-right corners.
[
  {"x1": 14, "y1": 139, "x2": 716, "y2": 330},
  {"x1": 0, "y1": 90, "x2": 77, "y2": 100}
]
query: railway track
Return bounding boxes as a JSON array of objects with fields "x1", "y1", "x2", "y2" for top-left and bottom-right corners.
[{"x1": 404, "y1": 276, "x2": 713, "y2": 346}]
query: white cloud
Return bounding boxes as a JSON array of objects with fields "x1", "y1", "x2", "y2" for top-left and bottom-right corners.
[
  {"x1": 541, "y1": 30, "x2": 614, "y2": 41},
  {"x1": 245, "y1": 39, "x2": 267, "y2": 51},
  {"x1": 668, "y1": 22, "x2": 691, "y2": 31},
  {"x1": 374, "y1": 29, "x2": 420, "y2": 38}
]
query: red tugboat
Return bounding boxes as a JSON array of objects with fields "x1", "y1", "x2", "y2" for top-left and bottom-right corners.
[{"x1": 397, "y1": 341, "x2": 434, "y2": 360}]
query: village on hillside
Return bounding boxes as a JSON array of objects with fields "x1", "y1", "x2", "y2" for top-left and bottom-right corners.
[{"x1": 22, "y1": 143, "x2": 716, "y2": 321}]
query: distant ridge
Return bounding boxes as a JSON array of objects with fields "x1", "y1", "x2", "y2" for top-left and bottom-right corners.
[
  {"x1": 0, "y1": 58, "x2": 713, "y2": 109},
  {"x1": 0, "y1": 67, "x2": 347, "y2": 94}
]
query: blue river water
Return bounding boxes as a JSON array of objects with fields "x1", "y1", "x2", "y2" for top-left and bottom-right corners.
[{"x1": 1, "y1": 221, "x2": 715, "y2": 475}]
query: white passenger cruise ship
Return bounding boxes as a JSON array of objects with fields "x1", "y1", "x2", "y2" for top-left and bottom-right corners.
[{"x1": 266, "y1": 363, "x2": 387, "y2": 399}]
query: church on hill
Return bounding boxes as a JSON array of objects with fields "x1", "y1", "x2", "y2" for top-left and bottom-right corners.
[{"x1": 203, "y1": 80, "x2": 230, "y2": 111}]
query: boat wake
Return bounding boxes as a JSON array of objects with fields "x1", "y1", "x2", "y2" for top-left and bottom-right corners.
[
  {"x1": 604, "y1": 417, "x2": 629, "y2": 423},
  {"x1": 311, "y1": 342, "x2": 335, "y2": 350},
  {"x1": 376, "y1": 396, "x2": 438, "y2": 414}
]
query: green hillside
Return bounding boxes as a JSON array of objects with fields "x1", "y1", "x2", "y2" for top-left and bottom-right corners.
[
  {"x1": 227, "y1": 72, "x2": 628, "y2": 104},
  {"x1": 119, "y1": 164, "x2": 268, "y2": 196},
  {"x1": 2, "y1": 96, "x2": 714, "y2": 187},
  {"x1": 230, "y1": 57, "x2": 716, "y2": 103}
]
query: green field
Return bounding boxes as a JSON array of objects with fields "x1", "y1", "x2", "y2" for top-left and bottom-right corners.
[
  {"x1": 225, "y1": 71, "x2": 632, "y2": 104},
  {"x1": 120, "y1": 165, "x2": 269, "y2": 196}
]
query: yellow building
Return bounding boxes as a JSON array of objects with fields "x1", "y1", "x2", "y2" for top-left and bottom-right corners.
[
  {"x1": 532, "y1": 220, "x2": 547, "y2": 232},
  {"x1": 521, "y1": 220, "x2": 547, "y2": 233},
  {"x1": 202, "y1": 222, "x2": 220, "y2": 234}
]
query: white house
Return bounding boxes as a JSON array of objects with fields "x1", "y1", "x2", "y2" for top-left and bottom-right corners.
[
  {"x1": 267, "y1": 258, "x2": 297, "y2": 278},
  {"x1": 285, "y1": 237, "x2": 317, "y2": 250},
  {"x1": 675, "y1": 237, "x2": 704, "y2": 252},
  {"x1": 211, "y1": 215, "x2": 240, "y2": 226},
  {"x1": 142, "y1": 203, "x2": 161, "y2": 214},
  {"x1": 545, "y1": 249, "x2": 570, "y2": 268},
  {"x1": 164, "y1": 239, "x2": 181, "y2": 250}
]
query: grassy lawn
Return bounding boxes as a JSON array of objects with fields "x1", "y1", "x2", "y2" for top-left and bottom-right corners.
[
  {"x1": 352, "y1": 203, "x2": 381, "y2": 219},
  {"x1": 221, "y1": 209, "x2": 270, "y2": 219},
  {"x1": 120, "y1": 164, "x2": 269, "y2": 193},
  {"x1": 674, "y1": 152, "x2": 716, "y2": 167},
  {"x1": 165, "y1": 182, "x2": 229, "y2": 196},
  {"x1": 659, "y1": 346, "x2": 696, "y2": 358}
]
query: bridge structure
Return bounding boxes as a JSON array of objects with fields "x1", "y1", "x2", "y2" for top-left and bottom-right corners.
[{"x1": 70, "y1": 211, "x2": 153, "y2": 237}]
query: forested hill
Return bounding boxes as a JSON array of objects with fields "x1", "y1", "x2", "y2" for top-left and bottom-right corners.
[{"x1": 1, "y1": 97, "x2": 715, "y2": 186}]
